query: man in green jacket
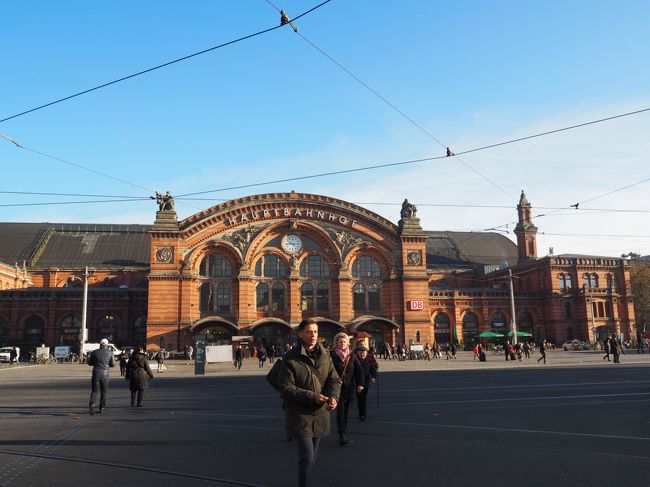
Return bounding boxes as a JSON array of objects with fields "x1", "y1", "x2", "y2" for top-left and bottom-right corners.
[{"x1": 278, "y1": 318, "x2": 341, "y2": 487}]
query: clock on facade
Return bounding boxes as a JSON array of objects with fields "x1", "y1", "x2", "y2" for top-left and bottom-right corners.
[{"x1": 281, "y1": 234, "x2": 303, "y2": 253}]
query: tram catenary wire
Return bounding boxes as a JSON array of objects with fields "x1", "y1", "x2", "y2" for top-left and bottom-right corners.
[{"x1": 0, "y1": 450, "x2": 267, "y2": 487}]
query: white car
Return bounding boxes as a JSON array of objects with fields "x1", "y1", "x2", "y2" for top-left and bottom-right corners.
[
  {"x1": 562, "y1": 339, "x2": 588, "y2": 351},
  {"x1": 0, "y1": 347, "x2": 20, "y2": 363}
]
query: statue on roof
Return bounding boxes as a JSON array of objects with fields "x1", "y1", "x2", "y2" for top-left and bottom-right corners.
[
  {"x1": 400, "y1": 198, "x2": 417, "y2": 219},
  {"x1": 156, "y1": 191, "x2": 175, "y2": 211}
]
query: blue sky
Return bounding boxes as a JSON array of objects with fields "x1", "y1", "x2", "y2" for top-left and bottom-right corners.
[{"x1": 1, "y1": 0, "x2": 649, "y2": 258}]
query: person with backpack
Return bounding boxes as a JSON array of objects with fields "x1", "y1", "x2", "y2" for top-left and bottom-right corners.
[
  {"x1": 125, "y1": 347, "x2": 154, "y2": 407},
  {"x1": 277, "y1": 319, "x2": 340, "y2": 487}
]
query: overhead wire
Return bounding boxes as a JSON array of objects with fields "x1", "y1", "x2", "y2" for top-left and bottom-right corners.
[
  {"x1": 263, "y1": 0, "x2": 515, "y2": 200},
  {"x1": 0, "y1": 0, "x2": 332, "y2": 124},
  {"x1": 174, "y1": 106, "x2": 650, "y2": 198}
]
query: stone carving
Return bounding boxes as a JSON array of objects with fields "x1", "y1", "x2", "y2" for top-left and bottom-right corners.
[
  {"x1": 407, "y1": 250, "x2": 422, "y2": 266},
  {"x1": 400, "y1": 199, "x2": 417, "y2": 219},
  {"x1": 222, "y1": 226, "x2": 264, "y2": 254},
  {"x1": 156, "y1": 247, "x2": 173, "y2": 263}
]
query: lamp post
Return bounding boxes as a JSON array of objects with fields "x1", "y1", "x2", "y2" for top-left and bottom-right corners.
[
  {"x1": 508, "y1": 269, "x2": 518, "y2": 345},
  {"x1": 80, "y1": 266, "x2": 89, "y2": 352}
]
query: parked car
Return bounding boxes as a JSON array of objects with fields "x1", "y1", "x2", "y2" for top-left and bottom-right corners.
[
  {"x1": 0, "y1": 347, "x2": 20, "y2": 363},
  {"x1": 562, "y1": 339, "x2": 589, "y2": 351}
]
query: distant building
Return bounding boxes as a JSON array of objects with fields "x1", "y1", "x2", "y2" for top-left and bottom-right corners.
[{"x1": 0, "y1": 192, "x2": 635, "y2": 353}]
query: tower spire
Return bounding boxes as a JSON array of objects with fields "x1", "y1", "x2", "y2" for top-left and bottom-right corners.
[{"x1": 513, "y1": 190, "x2": 538, "y2": 263}]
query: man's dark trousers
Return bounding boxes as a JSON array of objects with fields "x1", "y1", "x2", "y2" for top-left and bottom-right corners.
[
  {"x1": 294, "y1": 435, "x2": 320, "y2": 487},
  {"x1": 90, "y1": 373, "x2": 109, "y2": 409}
]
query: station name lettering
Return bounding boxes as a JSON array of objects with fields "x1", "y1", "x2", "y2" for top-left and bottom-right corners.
[{"x1": 225, "y1": 207, "x2": 358, "y2": 227}]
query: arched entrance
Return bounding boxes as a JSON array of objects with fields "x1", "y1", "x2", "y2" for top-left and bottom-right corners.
[
  {"x1": 462, "y1": 312, "x2": 479, "y2": 350},
  {"x1": 190, "y1": 319, "x2": 238, "y2": 345},
  {"x1": 434, "y1": 313, "x2": 451, "y2": 344},
  {"x1": 250, "y1": 319, "x2": 292, "y2": 350},
  {"x1": 22, "y1": 315, "x2": 45, "y2": 347},
  {"x1": 313, "y1": 319, "x2": 343, "y2": 347},
  {"x1": 349, "y1": 316, "x2": 398, "y2": 348},
  {"x1": 596, "y1": 325, "x2": 613, "y2": 343}
]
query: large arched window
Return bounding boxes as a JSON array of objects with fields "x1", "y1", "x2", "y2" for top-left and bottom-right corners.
[
  {"x1": 272, "y1": 282, "x2": 285, "y2": 312},
  {"x1": 200, "y1": 254, "x2": 233, "y2": 277},
  {"x1": 316, "y1": 283, "x2": 329, "y2": 312},
  {"x1": 254, "y1": 254, "x2": 289, "y2": 316},
  {"x1": 518, "y1": 311, "x2": 533, "y2": 331},
  {"x1": 353, "y1": 283, "x2": 365, "y2": 311},
  {"x1": 300, "y1": 255, "x2": 330, "y2": 278},
  {"x1": 491, "y1": 311, "x2": 507, "y2": 332},
  {"x1": 434, "y1": 313, "x2": 451, "y2": 344},
  {"x1": 23, "y1": 315, "x2": 45, "y2": 345},
  {"x1": 368, "y1": 283, "x2": 381, "y2": 310},
  {"x1": 59, "y1": 315, "x2": 81, "y2": 346}
]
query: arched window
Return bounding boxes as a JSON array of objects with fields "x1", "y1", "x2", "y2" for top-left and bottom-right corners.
[
  {"x1": 316, "y1": 283, "x2": 329, "y2": 312},
  {"x1": 300, "y1": 255, "x2": 330, "y2": 278},
  {"x1": 255, "y1": 254, "x2": 288, "y2": 277},
  {"x1": 518, "y1": 311, "x2": 533, "y2": 330},
  {"x1": 63, "y1": 277, "x2": 82, "y2": 288},
  {"x1": 565, "y1": 274, "x2": 572, "y2": 289},
  {"x1": 353, "y1": 283, "x2": 365, "y2": 311},
  {"x1": 23, "y1": 315, "x2": 45, "y2": 345},
  {"x1": 434, "y1": 313, "x2": 451, "y2": 344},
  {"x1": 352, "y1": 256, "x2": 381, "y2": 278},
  {"x1": 272, "y1": 282, "x2": 285, "y2": 312},
  {"x1": 491, "y1": 311, "x2": 507, "y2": 331},
  {"x1": 590, "y1": 274, "x2": 599, "y2": 288},
  {"x1": 200, "y1": 283, "x2": 213, "y2": 312},
  {"x1": 301, "y1": 283, "x2": 314, "y2": 311},
  {"x1": 256, "y1": 283, "x2": 269, "y2": 312},
  {"x1": 607, "y1": 274, "x2": 615, "y2": 289},
  {"x1": 368, "y1": 283, "x2": 381, "y2": 310},
  {"x1": 583, "y1": 274, "x2": 591, "y2": 288},
  {"x1": 559, "y1": 274, "x2": 566, "y2": 290},
  {"x1": 200, "y1": 254, "x2": 233, "y2": 277},
  {"x1": 216, "y1": 283, "x2": 230, "y2": 312}
]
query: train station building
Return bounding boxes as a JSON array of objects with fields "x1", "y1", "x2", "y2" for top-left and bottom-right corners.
[{"x1": 0, "y1": 191, "x2": 636, "y2": 353}]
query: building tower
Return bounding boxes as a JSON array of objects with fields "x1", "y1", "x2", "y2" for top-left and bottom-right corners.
[{"x1": 513, "y1": 190, "x2": 538, "y2": 263}]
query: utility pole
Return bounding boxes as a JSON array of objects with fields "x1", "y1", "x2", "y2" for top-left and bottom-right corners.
[
  {"x1": 509, "y1": 269, "x2": 518, "y2": 345},
  {"x1": 80, "y1": 266, "x2": 89, "y2": 352}
]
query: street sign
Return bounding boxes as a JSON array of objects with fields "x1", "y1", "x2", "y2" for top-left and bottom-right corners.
[{"x1": 194, "y1": 335, "x2": 206, "y2": 375}]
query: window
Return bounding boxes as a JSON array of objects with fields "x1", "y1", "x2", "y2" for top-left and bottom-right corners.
[
  {"x1": 353, "y1": 283, "x2": 365, "y2": 311},
  {"x1": 368, "y1": 283, "x2": 381, "y2": 310},
  {"x1": 316, "y1": 283, "x2": 329, "y2": 312},
  {"x1": 300, "y1": 255, "x2": 330, "y2": 278},
  {"x1": 559, "y1": 274, "x2": 566, "y2": 290},
  {"x1": 301, "y1": 283, "x2": 314, "y2": 311},
  {"x1": 590, "y1": 274, "x2": 598, "y2": 288},
  {"x1": 255, "y1": 254, "x2": 288, "y2": 277},
  {"x1": 216, "y1": 283, "x2": 230, "y2": 312},
  {"x1": 272, "y1": 283, "x2": 285, "y2": 312},
  {"x1": 352, "y1": 256, "x2": 381, "y2": 278},
  {"x1": 583, "y1": 274, "x2": 591, "y2": 288},
  {"x1": 256, "y1": 283, "x2": 269, "y2": 312},
  {"x1": 200, "y1": 283, "x2": 213, "y2": 312},
  {"x1": 566, "y1": 274, "x2": 572, "y2": 289},
  {"x1": 200, "y1": 254, "x2": 233, "y2": 277}
]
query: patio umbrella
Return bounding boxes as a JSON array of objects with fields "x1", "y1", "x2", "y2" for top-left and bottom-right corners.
[
  {"x1": 507, "y1": 331, "x2": 533, "y2": 337},
  {"x1": 478, "y1": 331, "x2": 504, "y2": 338}
]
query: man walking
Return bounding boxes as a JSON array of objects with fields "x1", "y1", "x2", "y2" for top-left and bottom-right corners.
[
  {"x1": 87, "y1": 338, "x2": 115, "y2": 415},
  {"x1": 278, "y1": 319, "x2": 340, "y2": 487},
  {"x1": 537, "y1": 339, "x2": 547, "y2": 364}
]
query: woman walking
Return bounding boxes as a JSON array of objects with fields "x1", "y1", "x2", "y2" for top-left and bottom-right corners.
[
  {"x1": 126, "y1": 347, "x2": 154, "y2": 407},
  {"x1": 354, "y1": 344, "x2": 377, "y2": 421}
]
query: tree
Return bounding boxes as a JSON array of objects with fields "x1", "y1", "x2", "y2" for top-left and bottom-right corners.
[{"x1": 629, "y1": 261, "x2": 650, "y2": 333}]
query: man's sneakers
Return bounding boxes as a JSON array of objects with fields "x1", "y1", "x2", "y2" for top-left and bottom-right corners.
[{"x1": 89, "y1": 403, "x2": 95, "y2": 415}]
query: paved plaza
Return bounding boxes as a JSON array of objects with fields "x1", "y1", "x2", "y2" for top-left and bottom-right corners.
[{"x1": 0, "y1": 350, "x2": 648, "y2": 486}]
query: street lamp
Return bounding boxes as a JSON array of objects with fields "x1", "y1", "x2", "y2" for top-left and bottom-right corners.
[{"x1": 508, "y1": 269, "x2": 518, "y2": 345}]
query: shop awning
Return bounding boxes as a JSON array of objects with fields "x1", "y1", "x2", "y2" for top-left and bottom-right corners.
[
  {"x1": 479, "y1": 331, "x2": 504, "y2": 338},
  {"x1": 507, "y1": 331, "x2": 533, "y2": 337}
]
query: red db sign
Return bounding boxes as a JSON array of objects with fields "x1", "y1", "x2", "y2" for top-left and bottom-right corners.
[{"x1": 409, "y1": 300, "x2": 424, "y2": 310}]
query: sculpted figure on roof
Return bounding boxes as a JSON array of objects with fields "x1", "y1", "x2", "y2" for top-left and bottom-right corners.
[{"x1": 400, "y1": 199, "x2": 417, "y2": 219}]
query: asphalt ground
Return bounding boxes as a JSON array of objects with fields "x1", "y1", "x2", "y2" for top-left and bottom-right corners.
[{"x1": 0, "y1": 350, "x2": 648, "y2": 487}]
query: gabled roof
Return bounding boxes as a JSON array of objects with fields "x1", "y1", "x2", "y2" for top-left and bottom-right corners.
[
  {"x1": 424, "y1": 231, "x2": 518, "y2": 267},
  {"x1": 0, "y1": 223, "x2": 151, "y2": 270}
]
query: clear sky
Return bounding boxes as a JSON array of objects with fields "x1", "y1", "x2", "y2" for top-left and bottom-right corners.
[{"x1": 1, "y1": 0, "x2": 649, "y2": 259}]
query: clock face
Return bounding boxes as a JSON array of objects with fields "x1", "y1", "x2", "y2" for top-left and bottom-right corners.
[{"x1": 282, "y1": 234, "x2": 303, "y2": 253}]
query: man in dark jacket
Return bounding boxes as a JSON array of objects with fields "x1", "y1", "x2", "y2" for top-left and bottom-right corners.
[
  {"x1": 354, "y1": 344, "x2": 377, "y2": 421},
  {"x1": 87, "y1": 338, "x2": 115, "y2": 415},
  {"x1": 278, "y1": 319, "x2": 340, "y2": 487},
  {"x1": 331, "y1": 332, "x2": 364, "y2": 446}
]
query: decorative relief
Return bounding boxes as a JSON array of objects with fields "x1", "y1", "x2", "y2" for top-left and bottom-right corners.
[
  {"x1": 323, "y1": 224, "x2": 368, "y2": 257},
  {"x1": 222, "y1": 225, "x2": 266, "y2": 255},
  {"x1": 407, "y1": 250, "x2": 422, "y2": 266},
  {"x1": 155, "y1": 247, "x2": 173, "y2": 263}
]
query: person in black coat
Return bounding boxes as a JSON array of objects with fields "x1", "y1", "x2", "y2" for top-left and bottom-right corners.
[
  {"x1": 125, "y1": 347, "x2": 154, "y2": 407},
  {"x1": 331, "y1": 332, "x2": 364, "y2": 446},
  {"x1": 354, "y1": 345, "x2": 377, "y2": 421}
]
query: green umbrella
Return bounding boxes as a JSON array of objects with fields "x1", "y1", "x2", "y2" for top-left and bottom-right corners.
[
  {"x1": 507, "y1": 331, "x2": 533, "y2": 337},
  {"x1": 479, "y1": 331, "x2": 504, "y2": 338}
]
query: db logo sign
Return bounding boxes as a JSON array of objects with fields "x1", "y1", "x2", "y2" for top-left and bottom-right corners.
[{"x1": 409, "y1": 300, "x2": 424, "y2": 310}]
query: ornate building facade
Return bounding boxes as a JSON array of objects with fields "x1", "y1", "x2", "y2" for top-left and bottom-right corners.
[{"x1": 0, "y1": 192, "x2": 636, "y2": 353}]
